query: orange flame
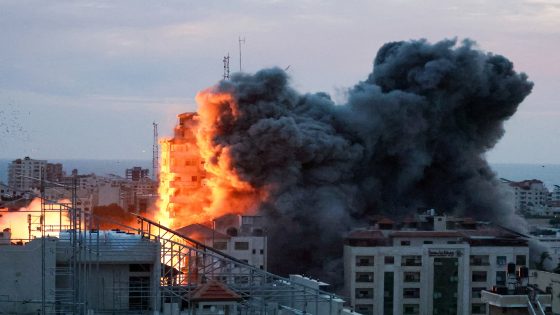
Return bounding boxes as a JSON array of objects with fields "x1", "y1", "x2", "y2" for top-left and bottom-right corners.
[
  {"x1": 156, "y1": 90, "x2": 267, "y2": 229},
  {"x1": 0, "y1": 198, "x2": 71, "y2": 242}
]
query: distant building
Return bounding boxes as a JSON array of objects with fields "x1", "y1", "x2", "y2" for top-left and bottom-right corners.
[
  {"x1": 57, "y1": 173, "x2": 156, "y2": 214},
  {"x1": 502, "y1": 178, "x2": 549, "y2": 214},
  {"x1": 125, "y1": 166, "x2": 149, "y2": 181},
  {"x1": 177, "y1": 214, "x2": 267, "y2": 270},
  {"x1": 8, "y1": 157, "x2": 47, "y2": 192},
  {"x1": 552, "y1": 185, "x2": 560, "y2": 202},
  {"x1": 45, "y1": 162, "x2": 64, "y2": 182},
  {"x1": 344, "y1": 211, "x2": 529, "y2": 315},
  {"x1": 7, "y1": 157, "x2": 67, "y2": 192}
]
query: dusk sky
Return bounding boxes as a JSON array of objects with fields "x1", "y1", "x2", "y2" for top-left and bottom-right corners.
[{"x1": 0, "y1": 0, "x2": 558, "y2": 163}]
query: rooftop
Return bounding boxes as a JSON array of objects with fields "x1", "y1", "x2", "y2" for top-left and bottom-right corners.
[
  {"x1": 344, "y1": 212, "x2": 528, "y2": 247},
  {"x1": 188, "y1": 280, "x2": 242, "y2": 302},
  {"x1": 176, "y1": 223, "x2": 230, "y2": 242}
]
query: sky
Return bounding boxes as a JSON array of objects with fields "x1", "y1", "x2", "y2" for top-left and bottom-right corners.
[{"x1": 0, "y1": 0, "x2": 558, "y2": 163}]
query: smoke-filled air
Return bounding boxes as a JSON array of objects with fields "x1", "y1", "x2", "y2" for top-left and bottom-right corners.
[{"x1": 157, "y1": 38, "x2": 533, "y2": 285}]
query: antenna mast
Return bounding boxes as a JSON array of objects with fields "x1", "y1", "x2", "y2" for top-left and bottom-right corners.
[
  {"x1": 238, "y1": 36, "x2": 246, "y2": 72},
  {"x1": 152, "y1": 122, "x2": 159, "y2": 181},
  {"x1": 223, "y1": 53, "x2": 230, "y2": 80}
]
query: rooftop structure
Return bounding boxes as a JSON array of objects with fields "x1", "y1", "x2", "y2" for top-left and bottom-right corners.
[
  {"x1": 344, "y1": 210, "x2": 529, "y2": 315},
  {"x1": 481, "y1": 266, "x2": 552, "y2": 314},
  {"x1": 0, "y1": 182, "x2": 350, "y2": 315}
]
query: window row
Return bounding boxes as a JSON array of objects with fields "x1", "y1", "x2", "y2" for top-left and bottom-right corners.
[
  {"x1": 354, "y1": 303, "x2": 419, "y2": 315},
  {"x1": 470, "y1": 255, "x2": 527, "y2": 266},
  {"x1": 354, "y1": 288, "x2": 420, "y2": 299},
  {"x1": 354, "y1": 271, "x2": 420, "y2": 283}
]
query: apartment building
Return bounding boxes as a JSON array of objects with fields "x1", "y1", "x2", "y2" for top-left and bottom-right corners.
[
  {"x1": 177, "y1": 215, "x2": 267, "y2": 270},
  {"x1": 502, "y1": 178, "x2": 549, "y2": 214},
  {"x1": 344, "y1": 212, "x2": 529, "y2": 315},
  {"x1": 7, "y1": 157, "x2": 47, "y2": 192}
]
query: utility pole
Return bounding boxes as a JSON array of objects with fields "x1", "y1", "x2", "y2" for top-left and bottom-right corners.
[
  {"x1": 239, "y1": 36, "x2": 246, "y2": 72},
  {"x1": 152, "y1": 122, "x2": 158, "y2": 181}
]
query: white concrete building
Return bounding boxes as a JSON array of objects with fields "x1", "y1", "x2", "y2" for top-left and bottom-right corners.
[
  {"x1": 344, "y1": 214, "x2": 529, "y2": 315},
  {"x1": 7, "y1": 157, "x2": 47, "y2": 192},
  {"x1": 177, "y1": 215, "x2": 268, "y2": 271},
  {"x1": 502, "y1": 178, "x2": 549, "y2": 214}
]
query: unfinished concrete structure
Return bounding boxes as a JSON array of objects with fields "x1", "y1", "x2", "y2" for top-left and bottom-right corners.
[{"x1": 0, "y1": 179, "x2": 351, "y2": 315}]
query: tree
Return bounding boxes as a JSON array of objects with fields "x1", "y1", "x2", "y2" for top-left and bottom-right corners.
[{"x1": 536, "y1": 251, "x2": 552, "y2": 271}]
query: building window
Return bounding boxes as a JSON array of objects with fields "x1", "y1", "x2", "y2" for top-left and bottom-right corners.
[
  {"x1": 260, "y1": 249, "x2": 264, "y2": 254},
  {"x1": 401, "y1": 255, "x2": 422, "y2": 266},
  {"x1": 404, "y1": 272, "x2": 420, "y2": 282},
  {"x1": 355, "y1": 288, "x2": 373, "y2": 299},
  {"x1": 403, "y1": 288, "x2": 420, "y2": 299},
  {"x1": 470, "y1": 255, "x2": 489, "y2": 266},
  {"x1": 385, "y1": 256, "x2": 394, "y2": 264},
  {"x1": 496, "y1": 271, "x2": 506, "y2": 286},
  {"x1": 403, "y1": 304, "x2": 420, "y2": 315},
  {"x1": 471, "y1": 287, "x2": 485, "y2": 299},
  {"x1": 472, "y1": 303, "x2": 486, "y2": 314},
  {"x1": 213, "y1": 241, "x2": 227, "y2": 250},
  {"x1": 129, "y1": 276, "x2": 151, "y2": 310},
  {"x1": 447, "y1": 241, "x2": 457, "y2": 244},
  {"x1": 423, "y1": 240, "x2": 433, "y2": 244},
  {"x1": 516, "y1": 255, "x2": 527, "y2": 266},
  {"x1": 234, "y1": 242, "x2": 249, "y2": 250},
  {"x1": 356, "y1": 256, "x2": 375, "y2": 267},
  {"x1": 472, "y1": 271, "x2": 487, "y2": 282},
  {"x1": 191, "y1": 176, "x2": 197, "y2": 182},
  {"x1": 401, "y1": 240, "x2": 411, "y2": 246},
  {"x1": 252, "y1": 249, "x2": 256, "y2": 254},
  {"x1": 355, "y1": 304, "x2": 373, "y2": 315},
  {"x1": 496, "y1": 256, "x2": 507, "y2": 266},
  {"x1": 355, "y1": 272, "x2": 374, "y2": 283}
]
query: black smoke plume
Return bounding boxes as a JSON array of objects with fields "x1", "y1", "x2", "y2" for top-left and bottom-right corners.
[{"x1": 204, "y1": 39, "x2": 533, "y2": 285}]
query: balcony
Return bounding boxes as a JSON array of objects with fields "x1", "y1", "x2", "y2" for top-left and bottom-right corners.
[{"x1": 481, "y1": 290, "x2": 551, "y2": 310}]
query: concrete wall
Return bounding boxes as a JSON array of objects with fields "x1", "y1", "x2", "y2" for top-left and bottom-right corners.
[{"x1": 0, "y1": 238, "x2": 56, "y2": 315}]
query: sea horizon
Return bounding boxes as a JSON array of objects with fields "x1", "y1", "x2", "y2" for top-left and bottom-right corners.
[{"x1": 0, "y1": 158, "x2": 558, "y2": 189}]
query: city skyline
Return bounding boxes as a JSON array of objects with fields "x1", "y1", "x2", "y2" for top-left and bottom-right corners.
[{"x1": 0, "y1": 1, "x2": 559, "y2": 163}]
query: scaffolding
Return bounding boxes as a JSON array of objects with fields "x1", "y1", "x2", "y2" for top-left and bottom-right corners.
[{"x1": 0, "y1": 179, "x2": 343, "y2": 315}]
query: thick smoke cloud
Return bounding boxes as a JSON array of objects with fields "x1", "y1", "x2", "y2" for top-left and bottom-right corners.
[{"x1": 203, "y1": 39, "x2": 533, "y2": 285}]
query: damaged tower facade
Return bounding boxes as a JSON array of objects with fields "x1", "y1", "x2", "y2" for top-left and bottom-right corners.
[{"x1": 159, "y1": 113, "x2": 206, "y2": 220}]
